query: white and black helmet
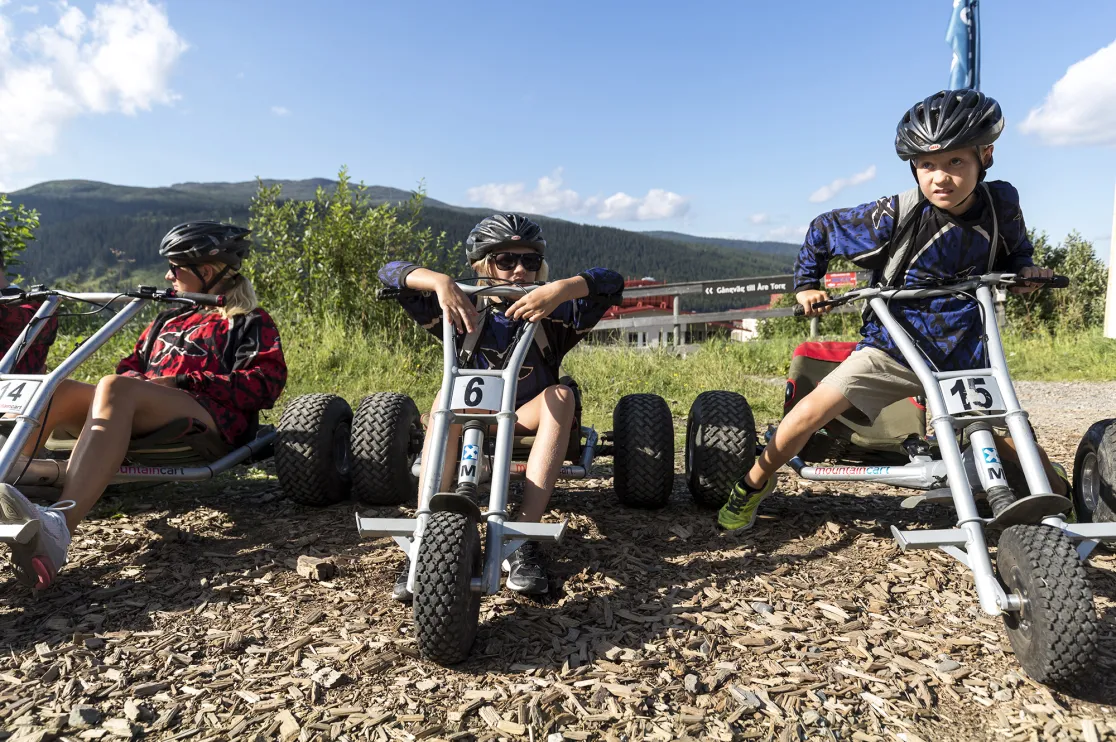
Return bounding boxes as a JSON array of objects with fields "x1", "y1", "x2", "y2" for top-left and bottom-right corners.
[
  {"x1": 895, "y1": 89, "x2": 1003, "y2": 161},
  {"x1": 465, "y1": 214, "x2": 546, "y2": 263},
  {"x1": 159, "y1": 221, "x2": 252, "y2": 270}
]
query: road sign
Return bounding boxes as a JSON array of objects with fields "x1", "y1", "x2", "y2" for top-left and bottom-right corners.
[{"x1": 701, "y1": 275, "x2": 793, "y2": 299}]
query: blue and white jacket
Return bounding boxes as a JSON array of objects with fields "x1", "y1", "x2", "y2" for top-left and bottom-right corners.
[
  {"x1": 379, "y1": 262, "x2": 624, "y2": 408},
  {"x1": 794, "y1": 181, "x2": 1034, "y2": 371}
]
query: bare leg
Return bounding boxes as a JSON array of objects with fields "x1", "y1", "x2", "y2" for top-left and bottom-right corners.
[
  {"x1": 744, "y1": 383, "x2": 853, "y2": 488},
  {"x1": 19, "y1": 380, "x2": 96, "y2": 457},
  {"x1": 510, "y1": 385, "x2": 575, "y2": 522},
  {"x1": 61, "y1": 375, "x2": 216, "y2": 530}
]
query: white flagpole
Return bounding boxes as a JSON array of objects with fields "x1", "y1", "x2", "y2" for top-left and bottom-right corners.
[{"x1": 1105, "y1": 181, "x2": 1116, "y2": 339}]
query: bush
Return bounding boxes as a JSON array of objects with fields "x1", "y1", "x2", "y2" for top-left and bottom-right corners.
[
  {"x1": 245, "y1": 168, "x2": 455, "y2": 335},
  {"x1": 0, "y1": 194, "x2": 39, "y2": 281},
  {"x1": 1005, "y1": 231, "x2": 1109, "y2": 333}
]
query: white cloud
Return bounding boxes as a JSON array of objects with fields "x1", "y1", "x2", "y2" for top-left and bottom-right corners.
[
  {"x1": 766, "y1": 225, "x2": 808, "y2": 242},
  {"x1": 1020, "y1": 39, "x2": 1116, "y2": 146},
  {"x1": 465, "y1": 168, "x2": 690, "y2": 222},
  {"x1": 808, "y1": 165, "x2": 877, "y2": 203},
  {"x1": 0, "y1": 0, "x2": 187, "y2": 187},
  {"x1": 749, "y1": 213, "x2": 769, "y2": 225},
  {"x1": 18, "y1": 5, "x2": 38, "y2": 14},
  {"x1": 270, "y1": 105, "x2": 290, "y2": 117}
]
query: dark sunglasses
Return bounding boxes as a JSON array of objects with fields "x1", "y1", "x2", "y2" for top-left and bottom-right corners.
[
  {"x1": 491, "y1": 252, "x2": 543, "y2": 272},
  {"x1": 169, "y1": 263, "x2": 204, "y2": 281}
]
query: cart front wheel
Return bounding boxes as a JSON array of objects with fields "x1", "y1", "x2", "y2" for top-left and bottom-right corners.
[
  {"x1": 413, "y1": 511, "x2": 482, "y2": 665},
  {"x1": 997, "y1": 524, "x2": 1097, "y2": 688}
]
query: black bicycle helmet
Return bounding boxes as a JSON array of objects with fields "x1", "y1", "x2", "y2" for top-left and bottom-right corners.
[
  {"x1": 895, "y1": 90, "x2": 1003, "y2": 161},
  {"x1": 159, "y1": 221, "x2": 251, "y2": 270},
  {"x1": 465, "y1": 214, "x2": 546, "y2": 263}
]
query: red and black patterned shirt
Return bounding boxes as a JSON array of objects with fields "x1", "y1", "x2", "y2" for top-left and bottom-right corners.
[
  {"x1": 116, "y1": 308, "x2": 287, "y2": 445},
  {"x1": 0, "y1": 294, "x2": 59, "y2": 374}
]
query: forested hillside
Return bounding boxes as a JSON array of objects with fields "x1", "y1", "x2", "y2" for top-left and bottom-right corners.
[
  {"x1": 9, "y1": 179, "x2": 795, "y2": 285},
  {"x1": 645, "y1": 230, "x2": 802, "y2": 260}
]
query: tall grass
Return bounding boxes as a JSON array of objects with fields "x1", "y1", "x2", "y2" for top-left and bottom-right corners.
[{"x1": 44, "y1": 313, "x2": 1115, "y2": 434}]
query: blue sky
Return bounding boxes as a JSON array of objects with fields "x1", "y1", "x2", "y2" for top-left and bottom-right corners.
[{"x1": 2, "y1": 0, "x2": 1115, "y2": 255}]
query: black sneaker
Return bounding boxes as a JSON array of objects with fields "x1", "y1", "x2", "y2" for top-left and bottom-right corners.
[
  {"x1": 501, "y1": 541, "x2": 549, "y2": 595},
  {"x1": 391, "y1": 563, "x2": 412, "y2": 603}
]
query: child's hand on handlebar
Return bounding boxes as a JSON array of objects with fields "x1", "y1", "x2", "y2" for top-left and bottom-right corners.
[
  {"x1": 506, "y1": 281, "x2": 568, "y2": 323},
  {"x1": 434, "y1": 276, "x2": 480, "y2": 333},
  {"x1": 1011, "y1": 265, "x2": 1054, "y2": 294},
  {"x1": 796, "y1": 289, "x2": 831, "y2": 317}
]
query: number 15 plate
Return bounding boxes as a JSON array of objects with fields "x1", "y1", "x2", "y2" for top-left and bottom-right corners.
[{"x1": 939, "y1": 375, "x2": 1006, "y2": 416}]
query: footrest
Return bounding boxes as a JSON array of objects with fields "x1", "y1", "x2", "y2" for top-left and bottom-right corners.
[
  {"x1": 355, "y1": 515, "x2": 417, "y2": 538},
  {"x1": 891, "y1": 526, "x2": 968, "y2": 552},
  {"x1": 1059, "y1": 522, "x2": 1116, "y2": 543},
  {"x1": 501, "y1": 520, "x2": 566, "y2": 543},
  {"x1": 0, "y1": 520, "x2": 40, "y2": 545}
]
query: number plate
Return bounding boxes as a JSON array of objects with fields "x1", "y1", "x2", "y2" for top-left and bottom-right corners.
[
  {"x1": 0, "y1": 379, "x2": 41, "y2": 415},
  {"x1": 449, "y1": 375, "x2": 504, "y2": 411},
  {"x1": 939, "y1": 375, "x2": 1005, "y2": 416}
]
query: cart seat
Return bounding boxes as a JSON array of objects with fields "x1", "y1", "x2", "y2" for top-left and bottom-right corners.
[{"x1": 45, "y1": 417, "x2": 233, "y2": 466}]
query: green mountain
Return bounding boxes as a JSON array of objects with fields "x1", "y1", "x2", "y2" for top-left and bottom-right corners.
[
  {"x1": 644, "y1": 230, "x2": 801, "y2": 260},
  {"x1": 9, "y1": 179, "x2": 797, "y2": 288}
]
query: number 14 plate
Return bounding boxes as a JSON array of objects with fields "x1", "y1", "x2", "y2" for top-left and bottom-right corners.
[
  {"x1": 0, "y1": 379, "x2": 41, "y2": 415},
  {"x1": 938, "y1": 375, "x2": 1006, "y2": 416}
]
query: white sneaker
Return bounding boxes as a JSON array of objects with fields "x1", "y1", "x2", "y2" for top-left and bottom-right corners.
[{"x1": 0, "y1": 484, "x2": 72, "y2": 589}]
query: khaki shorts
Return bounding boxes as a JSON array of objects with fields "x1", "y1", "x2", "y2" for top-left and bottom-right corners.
[{"x1": 819, "y1": 347, "x2": 923, "y2": 423}]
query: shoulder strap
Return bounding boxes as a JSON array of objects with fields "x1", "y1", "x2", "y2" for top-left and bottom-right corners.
[
  {"x1": 458, "y1": 309, "x2": 487, "y2": 367},
  {"x1": 981, "y1": 182, "x2": 1000, "y2": 272},
  {"x1": 534, "y1": 326, "x2": 558, "y2": 373},
  {"x1": 879, "y1": 187, "x2": 928, "y2": 288}
]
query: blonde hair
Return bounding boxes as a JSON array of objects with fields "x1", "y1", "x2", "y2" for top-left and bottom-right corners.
[{"x1": 208, "y1": 263, "x2": 259, "y2": 318}]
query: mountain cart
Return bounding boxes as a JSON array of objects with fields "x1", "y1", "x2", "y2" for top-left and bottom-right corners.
[
  {"x1": 355, "y1": 280, "x2": 673, "y2": 664},
  {"x1": 0, "y1": 287, "x2": 351, "y2": 518},
  {"x1": 687, "y1": 273, "x2": 1116, "y2": 687}
]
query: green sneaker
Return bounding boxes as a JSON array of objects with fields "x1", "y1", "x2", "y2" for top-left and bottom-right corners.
[{"x1": 718, "y1": 475, "x2": 777, "y2": 531}]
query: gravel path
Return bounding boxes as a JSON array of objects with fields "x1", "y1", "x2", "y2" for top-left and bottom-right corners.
[{"x1": 1, "y1": 382, "x2": 1115, "y2": 741}]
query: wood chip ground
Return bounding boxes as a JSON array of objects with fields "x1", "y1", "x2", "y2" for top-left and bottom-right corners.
[{"x1": 2, "y1": 382, "x2": 1116, "y2": 741}]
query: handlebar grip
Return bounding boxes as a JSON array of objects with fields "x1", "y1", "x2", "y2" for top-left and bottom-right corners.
[
  {"x1": 168, "y1": 290, "x2": 225, "y2": 307},
  {"x1": 1049, "y1": 275, "x2": 1070, "y2": 289},
  {"x1": 376, "y1": 287, "x2": 419, "y2": 300}
]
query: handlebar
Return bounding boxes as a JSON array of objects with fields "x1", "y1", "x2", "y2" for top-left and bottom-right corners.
[
  {"x1": 0, "y1": 285, "x2": 226, "y2": 308},
  {"x1": 793, "y1": 273, "x2": 1069, "y2": 317},
  {"x1": 153, "y1": 288, "x2": 226, "y2": 307},
  {"x1": 377, "y1": 281, "x2": 543, "y2": 302},
  {"x1": 377, "y1": 280, "x2": 624, "y2": 306}
]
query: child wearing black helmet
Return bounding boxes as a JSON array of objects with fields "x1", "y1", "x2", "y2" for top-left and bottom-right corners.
[
  {"x1": 0, "y1": 222, "x2": 287, "y2": 590},
  {"x1": 379, "y1": 214, "x2": 623, "y2": 597},
  {"x1": 718, "y1": 90, "x2": 1071, "y2": 531}
]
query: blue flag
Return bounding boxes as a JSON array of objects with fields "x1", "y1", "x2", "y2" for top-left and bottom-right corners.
[{"x1": 946, "y1": 0, "x2": 980, "y2": 90}]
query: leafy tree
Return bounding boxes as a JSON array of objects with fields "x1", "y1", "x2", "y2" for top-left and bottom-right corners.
[
  {"x1": 245, "y1": 168, "x2": 453, "y2": 335},
  {"x1": 1005, "y1": 230, "x2": 1109, "y2": 333},
  {"x1": 0, "y1": 194, "x2": 40, "y2": 279}
]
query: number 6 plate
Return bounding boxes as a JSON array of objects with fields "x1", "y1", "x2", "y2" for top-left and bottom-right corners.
[
  {"x1": 939, "y1": 375, "x2": 1006, "y2": 416},
  {"x1": 449, "y1": 375, "x2": 504, "y2": 411}
]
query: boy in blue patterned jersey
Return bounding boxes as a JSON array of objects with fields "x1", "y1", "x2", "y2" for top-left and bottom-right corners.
[
  {"x1": 719, "y1": 90, "x2": 1071, "y2": 531},
  {"x1": 380, "y1": 213, "x2": 624, "y2": 596}
]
